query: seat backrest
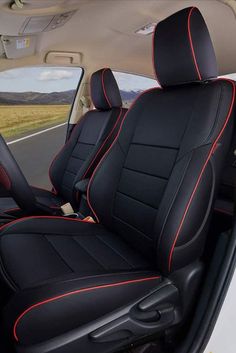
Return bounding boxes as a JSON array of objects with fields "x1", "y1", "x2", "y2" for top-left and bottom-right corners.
[
  {"x1": 215, "y1": 126, "x2": 236, "y2": 216},
  {"x1": 87, "y1": 7, "x2": 235, "y2": 275},
  {"x1": 49, "y1": 68, "x2": 126, "y2": 205}
]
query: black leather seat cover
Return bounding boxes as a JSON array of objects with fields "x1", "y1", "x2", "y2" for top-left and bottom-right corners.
[
  {"x1": 214, "y1": 129, "x2": 236, "y2": 216},
  {"x1": 0, "y1": 68, "x2": 125, "y2": 212},
  {"x1": 0, "y1": 7, "x2": 235, "y2": 352}
]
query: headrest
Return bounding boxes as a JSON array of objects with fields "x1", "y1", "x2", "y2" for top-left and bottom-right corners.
[
  {"x1": 90, "y1": 68, "x2": 122, "y2": 110},
  {"x1": 153, "y1": 7, "x2": 218, "y2": 87}
]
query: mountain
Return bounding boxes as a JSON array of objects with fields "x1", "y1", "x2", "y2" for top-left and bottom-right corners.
[
  {"x1": 0, "y1": 90, "x2": 76, "y2": 105},
  {"x1": 0, "y1": 89, "x2": 141, "y2": 105},
  {"x1": 120, "y1": 90, "x2": 141, "y2": 101}
]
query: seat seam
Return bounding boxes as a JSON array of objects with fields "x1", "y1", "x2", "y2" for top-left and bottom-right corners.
[
  {"x1": 123, "y1": 166, "x2": 169, "y2": 181},
  {"x1": 72, "y1": 236, "x2": 107, "y2": 270},
  {"x1": 116, "y1": 190, "x2": 159, "y2": 211},
  {"x1": 168, "y1": 79, "x2": 235, "y2": 271},
  {"x1": 87, "y1": 88, "x2": 161, "y2": 222},
  {"x1": 13, "y1": 275, "x2": 160, "y2": 343},
  {"x1": 44, "y1": 235, "x2": 75, "y2": 274},
  {"x1": 96, "y1": 235, "x2": 134, "y2": 269},
  {"x1": 0, "y1": 247, "x2": 18, "y2": 291},
  {"x1": 156, "y1": 151, "x2": 193, "y2": 253},
  {"x1": 202, "y1": 84, "x2": 223, "y2": 143},
  {"x1": 112, "y1": 215, "x2": 153, "y2": 241}
]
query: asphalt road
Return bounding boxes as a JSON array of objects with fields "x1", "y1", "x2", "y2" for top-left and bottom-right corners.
[{"x1": 7, "y1": 124, "x2": 67, "y2": 189}]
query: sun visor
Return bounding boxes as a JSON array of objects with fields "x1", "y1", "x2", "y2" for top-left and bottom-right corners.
[{"x1": 1, "y1": 35, "x2": 36, "y2": 59}]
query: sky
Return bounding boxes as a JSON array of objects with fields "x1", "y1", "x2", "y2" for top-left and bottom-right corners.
[
  {"x1": 0, "y1": 67, "x2": 157, "y2": 93},
  {"x1": 0, "y1": 67, "x2": 234, "y2": 94},
  {"x1": 0, "y1": 67, "x2": 82, "y2": 93}
]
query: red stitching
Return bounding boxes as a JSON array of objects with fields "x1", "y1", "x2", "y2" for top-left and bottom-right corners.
[
  {"x1": 101, "y1": 68, "x2": 112, "y2": 108},
  {"x1": 87, "y1": 88, "x2": 161, "y2": 222},
  {"x1": 168, "y1": 79, "x2": 235, "y2": 272},
  {"x1": 82, "y1": 107, "x2": 123, "y2": 180},
  {"x1": 4, "y1": 207, "x2": 20, "y2": 213},
  {"x1": 13, "y1": 275, "x2": 160, "y2": 342},
  {"x1": 214, "y1": 207, "x2": 233, "y2": 216},
  {"x1": 188, "y1": 7, "x2": 202, "y2": 80},
  {"x1": 0, "y1": 166, "x2": 11, "y2": 190},
  {"x1": 152, "y1": 22, "x2": 162, "y2": 87},
  {"x1": 48, "y1": 112, "x2": 90, "y2": 194},
  {"x1": 0, "y1": 215, "x2": 96, "y2": 233}
]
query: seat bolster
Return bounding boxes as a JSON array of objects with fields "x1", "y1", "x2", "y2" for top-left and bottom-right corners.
[{"x1": 3, "y1": 271, "x2": 161, "y2": 347}]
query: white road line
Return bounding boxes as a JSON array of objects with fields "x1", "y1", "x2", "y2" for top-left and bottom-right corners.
[{"x1": 7, "y1": 123, "x2": 67, "y2": 145}]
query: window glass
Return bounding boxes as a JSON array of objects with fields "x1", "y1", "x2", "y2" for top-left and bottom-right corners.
[
  {"x1": 0, "y1": 66, "x2": 82, "y2": 139},
  {"x1": 220, "y1": 73, "x2": 236, "y2": 80},
  {"x1": 113, "y1": 71, "x2": 157, "y2": 108}
]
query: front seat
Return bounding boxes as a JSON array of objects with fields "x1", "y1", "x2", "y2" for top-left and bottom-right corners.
[
  {"x1": 0, "y1": 68, "x2": 125, "y2": 213},
  {"x1": 0, "y1": 7, "x2": 235, "y2": 353}
]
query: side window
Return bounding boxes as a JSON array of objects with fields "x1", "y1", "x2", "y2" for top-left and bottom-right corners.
[
  {"x1": 0, "y1": 66, "x2": 83, "y2": 140},
  {"x1": 220, "y1": 73, "x2": 236, "y2": 80},
  {"x1": 113, "y1": 71, "x2": 157, "y2": 108}
]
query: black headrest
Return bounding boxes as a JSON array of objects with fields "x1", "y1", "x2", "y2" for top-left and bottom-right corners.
[
  {"x1": 90, "y1": 68, "x2": 122, "y2": 110},
  {"x1": 153, "y1": 7, "x2": 218, "y2": 87}
]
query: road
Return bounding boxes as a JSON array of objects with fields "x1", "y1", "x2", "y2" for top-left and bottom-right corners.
[{"x1": 7, "y1": 124, "x2": 67, "y2": 189}]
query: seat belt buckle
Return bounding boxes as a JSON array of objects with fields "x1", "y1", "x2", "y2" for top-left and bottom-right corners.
[
  {"x1": 61, "y1": 202, "x2": 74, "y2": 216},
  {"x1": 83, "y1": 216, "x2": 96, "y2": 223}
]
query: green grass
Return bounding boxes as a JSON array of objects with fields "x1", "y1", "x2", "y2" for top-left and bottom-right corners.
[{"x1": 0, "y1": 105, "x2": 71, "y2": 139}]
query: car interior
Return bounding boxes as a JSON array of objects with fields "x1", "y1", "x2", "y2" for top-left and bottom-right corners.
[{"x1": 0, "y1": 1, "x2": 236, "y2": 353}]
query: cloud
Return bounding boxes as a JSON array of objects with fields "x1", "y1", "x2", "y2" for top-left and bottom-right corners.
[
  {"x1": 113, "y1": 72, "x2": 157, "y2": 92},
  {"x1": 38, "y1": 70, "x2": 73, "y2": 81},
  {"x1": 0, "y1": 69, "x2": 24, "y2": 79}
]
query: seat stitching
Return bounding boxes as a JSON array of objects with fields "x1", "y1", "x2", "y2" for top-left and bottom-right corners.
[
  {"x1": 87, "y1": 88, "x2": 161, "y2": 222},
  {"x1": 112, "y1": 215, "x2": 153, "y2": 241},
  {"x1": 130, "y1": 142, "x2": 179, "y2": 150},
  {"x1": 72, "y1": 236, "x2": 107, "y2": 270},
  {"x1": 168, "y1": 79, "x2": 235, "y2": 271},
  {"x1": 123, "y1": 166, "x2": 169, "y2": 181},
  {"x1": 203, "y1": 83, "x2": 223, "y2": 143},
  {"x1": 187, "y1": 7, "x2": 202, "y2": 80},
  {"x1": 44, "y1": 235, "x2": 74, "y2": 273},
  {"x1": 13, "y1": 275, "x2": 160, "y2": 342},
  {"x1": 116, "y1": 190, "x2": 159, "y2": 210},
  {"x1": 0, "y1": 246, "x2": 18, "y2": 291},
  {"x1": 49, "y1": 111, "x2": 91, "y2": 192},
  {"x1": 156, "y1": 152, "x2": 193, "y2": 253},
  {"x1": 96, "y1": 235, "x2": 134, "y2": 269}
]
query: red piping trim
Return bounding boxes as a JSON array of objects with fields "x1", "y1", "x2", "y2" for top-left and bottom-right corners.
[
  {"x1": 101, "y1": 68, "x2": 112, "y2": 108},
  {"x1": 214, "y1": 207, "x2": 233, "y2": 216},
  {"x1": 81, "y1": 107, "x2": 123, "y2": 180},
  {"x1": 13, "y1": 275, "x2": 160, "y2": 342},
  {"x1": 48, "y1": 112, "x2": 89, "y2": 194},
  {"x1": 4, "y1": 207, "x2": 20, "y2": 213},
  {"x1": 188, "y1": 7, "x2": 202, "y2": 81},
  {"x1": 87, "y1": 88, "x2": 161, "y2": 222},
  {"x1": 0, "y1": 166, "x2": 11, "y2": 190},
  {"x1": 0, "y1": 215, "x2": 96, "y2": 233},
  {"x1": 168, "y1": 79, "x2": 235, "y2": 272},
  {"x1": 152, "y1": 22, "x2": 162, "y2": 87}
]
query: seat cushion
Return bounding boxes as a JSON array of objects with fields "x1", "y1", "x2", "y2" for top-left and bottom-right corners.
[
  {"x1": 0, "y1": 216, "x2": 151, "y2": 290},
  {"x1": 0, "y1": 216, "x2": 159, "y2": 348}
]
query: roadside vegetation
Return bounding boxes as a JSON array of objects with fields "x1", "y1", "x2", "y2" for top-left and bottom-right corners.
[{"x1": 0, "y1": 105, "x2": 70, "y2": 139}]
